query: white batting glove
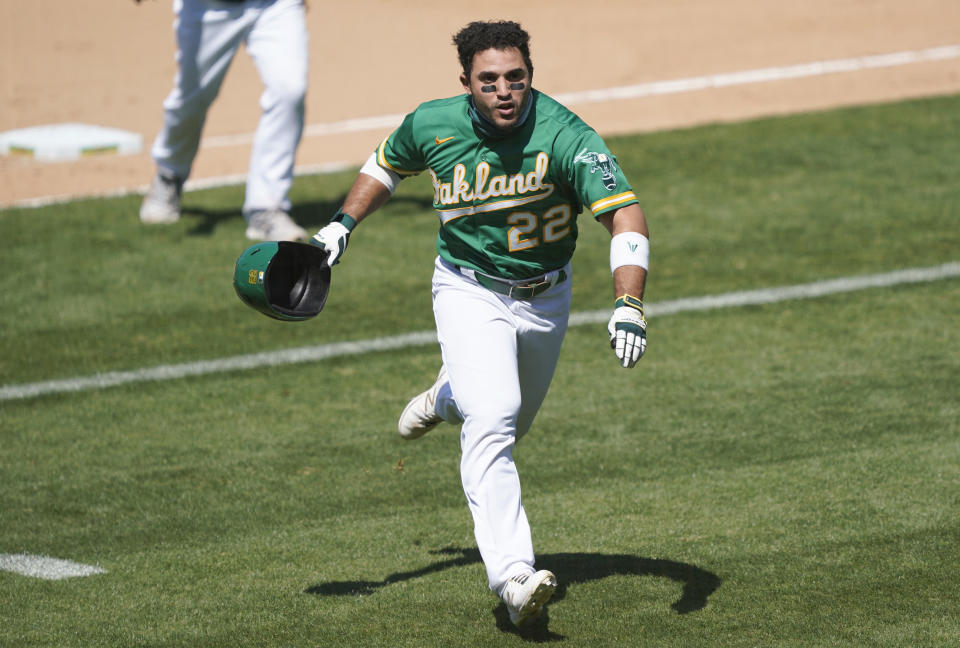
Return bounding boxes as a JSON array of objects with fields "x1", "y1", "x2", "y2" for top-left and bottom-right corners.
[
  {"x1": 310, "y1": 211, "x2": 356, "y2": 267},
  {"x1": 607, "y1": 295, "x2": 647, "y2": 368}
]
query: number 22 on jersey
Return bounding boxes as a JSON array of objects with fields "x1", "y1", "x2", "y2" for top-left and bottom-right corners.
[{"x1": 507, "y1": 205, "x2": 572, "y2": 252}]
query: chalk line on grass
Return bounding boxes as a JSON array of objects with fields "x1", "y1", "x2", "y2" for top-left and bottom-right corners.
[{"x1": 1, "y1": 262, "x2": 957, "y2": 402}]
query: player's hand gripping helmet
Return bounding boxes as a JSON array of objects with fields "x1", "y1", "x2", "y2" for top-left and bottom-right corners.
[{"x1": 233, "y1": 241, "x2": 331, "y2": 321}]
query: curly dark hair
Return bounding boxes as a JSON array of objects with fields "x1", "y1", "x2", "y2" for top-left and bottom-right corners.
[{"x1": 453, "y1": 20, "x2": 534, "y2": 79}]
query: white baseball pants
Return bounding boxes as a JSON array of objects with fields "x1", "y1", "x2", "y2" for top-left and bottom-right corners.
[
  {"x1": 150, "y1": 0, "x2": 308, "y2": 215},
  {"x1": 430, "y1": 258, "x2": 572, "y2": 593}
]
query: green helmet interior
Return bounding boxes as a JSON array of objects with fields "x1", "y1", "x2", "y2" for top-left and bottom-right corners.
[{"x1": 233, "y1": 241, "x2": 331, "y2": 321}]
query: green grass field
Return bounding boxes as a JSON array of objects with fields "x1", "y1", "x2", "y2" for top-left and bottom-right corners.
[{"x1": 1, "y1": 94, "x2": 958, "y2": 647}]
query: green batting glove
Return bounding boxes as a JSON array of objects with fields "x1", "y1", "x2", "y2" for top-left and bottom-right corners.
[{"x1": 607, "y1": 294, "x2": 647, "y2": 368}]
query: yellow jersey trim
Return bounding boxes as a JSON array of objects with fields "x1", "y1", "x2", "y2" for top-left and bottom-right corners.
[
  {"x1": 590, "y1": 191, "x2": 637, "y2": 214},
  {"x1": 376, "y1": 137, "x2": 421, "y2": 176}
]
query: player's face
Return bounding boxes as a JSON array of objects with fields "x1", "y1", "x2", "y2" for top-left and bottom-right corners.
[{"x1": 461, "y1": 47, "x2": 532, "y2": 131}]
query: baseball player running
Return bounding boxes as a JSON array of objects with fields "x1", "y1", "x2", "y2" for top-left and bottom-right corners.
[
  {"x1": 137, "y1": 0, "x2": 309, "y2": 241},
  {"x1": 311, "y1": 20, "x2": 649, "y2": 627}
]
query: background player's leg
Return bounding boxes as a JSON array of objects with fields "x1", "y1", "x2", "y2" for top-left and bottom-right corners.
[
  {"x1": 243, "y1": 0, "x2": 308, "y2": 216},
  {"x1": 150, "y1": 0, "x2": 252, "y2": 180}
]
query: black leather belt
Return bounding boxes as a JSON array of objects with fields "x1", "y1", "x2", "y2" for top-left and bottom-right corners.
[{"x1": 458, "y1": 266, "x2": 568, "y2": 299}]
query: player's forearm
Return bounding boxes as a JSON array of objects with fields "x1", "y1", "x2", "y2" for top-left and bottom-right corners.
[
  {"x1": 600, "y1": 204, "x2": 649, "y2": 299},
  {"x1": 613, "y1": 265, "x2": 647, "y2": 301},
  {"x1": 310, "y1": 169, "x2": 394, "y2": 267},
  {"x1": 340, "y1": 172, "x2": 394, "y2": 224}
]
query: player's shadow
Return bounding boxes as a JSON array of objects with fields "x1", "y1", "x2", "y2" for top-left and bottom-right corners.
[
  {"x1": 304, "y1": 546, "x2": 721, "y2": 639},
  {"x1": 178, "y1": 194, "x2": 435, "y2": 237},
  {"x1": 177, "y1": 200, "x2": 339, "y2": 237}
]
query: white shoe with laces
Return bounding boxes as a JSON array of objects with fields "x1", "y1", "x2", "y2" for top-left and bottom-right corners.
[
  {"x1": 245, "y1": 209, "x2": 308, "y2": 242},
  {"x1": 397, "y1": 366, "x2": 447, "y2": 440},
  {"x1": 501, "y1": 569, "x2": 557, "y2": 627},
  {"x1": 140, "y1": 171, "x2": 183, "y2": 224}
]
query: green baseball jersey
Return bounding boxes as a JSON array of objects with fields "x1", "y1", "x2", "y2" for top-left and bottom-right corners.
[{"x1": 376, "y1": 90, "x2": 638, "y2": 280}]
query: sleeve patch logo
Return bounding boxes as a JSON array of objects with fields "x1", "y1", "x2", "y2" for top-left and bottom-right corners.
[{"x1": 574, "y1": 148, "x2": 618, "y2": 191}]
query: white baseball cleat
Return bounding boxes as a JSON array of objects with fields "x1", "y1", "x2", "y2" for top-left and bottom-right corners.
[
  {"x1": 245, "y1": 209, "x2": 308, "y2": 242},
  {"x1": 140, "y1": 170, "x2": 183, "y2": 224},
  {"x1": 397, "y1": 366, "x2": 447, "y2": 440},
  {"x1": 501, "y1": 569, "x2": 557, "y2": 627}
]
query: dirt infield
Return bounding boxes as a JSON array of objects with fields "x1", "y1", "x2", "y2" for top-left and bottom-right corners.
[{"x1": 2, "y1": 0, "x2": 958, "y2": 206}]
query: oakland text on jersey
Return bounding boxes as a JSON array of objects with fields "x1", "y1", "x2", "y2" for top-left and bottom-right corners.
[{"x1": 432, "y1": 152, "x2": 555, "y2": 224}]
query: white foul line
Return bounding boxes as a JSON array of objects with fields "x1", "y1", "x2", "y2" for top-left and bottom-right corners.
[
  {"x1": 0, "y1": 553, "x2": 107, "y2": 580},
  {"x1": 2, "y1": 262, "x2": 957, "y2": 402},
  {"x1": 203, "y1": 113, "x2": 408, "y2": 148},
  {"x1": 6, "y1": 44, "x2": 958, "y2": 211},
  {"x1": 201, "y1": 45, "x2": 960, "y2": 149},
  {"x1": 551, "y1": 45, "x2": 960, "y2": 106}
]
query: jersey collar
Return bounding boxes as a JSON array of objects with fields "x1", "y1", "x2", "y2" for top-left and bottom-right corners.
[{"x1": 468, "y1": 90, "x2": 536, "y2": 139}]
